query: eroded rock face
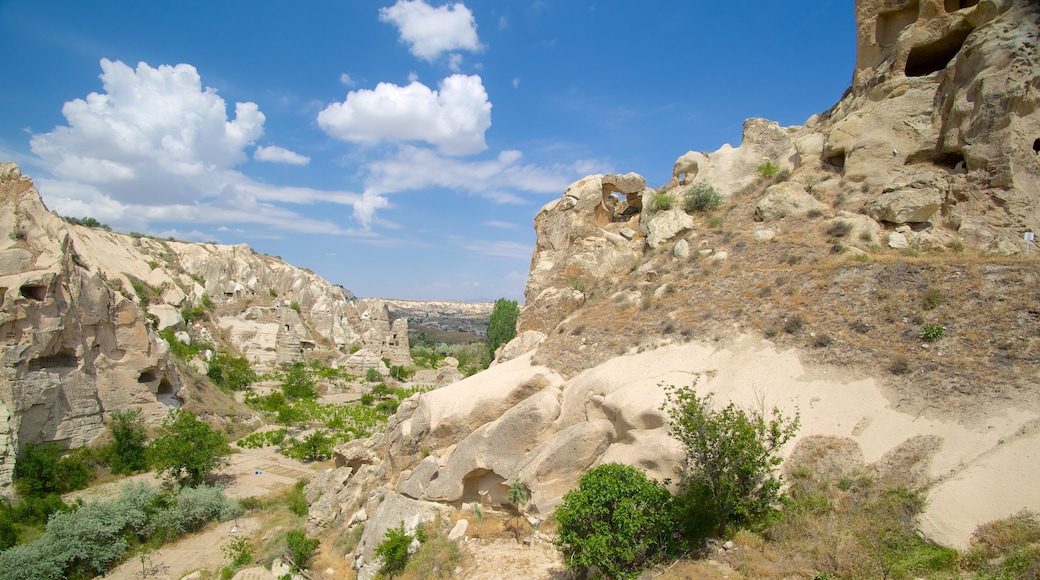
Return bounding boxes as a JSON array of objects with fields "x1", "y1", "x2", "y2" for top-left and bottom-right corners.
[{"x1": 0, "y1": 164, "x2": 181, "y2": 494}]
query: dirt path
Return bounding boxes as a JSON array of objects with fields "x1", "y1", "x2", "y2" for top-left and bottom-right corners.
[
  {"x1": 460, "y1": 537, "x2": 568, "y2": 580},
  {"x1": 89, "y1": 447, "x2": 317, "y2": 579}
]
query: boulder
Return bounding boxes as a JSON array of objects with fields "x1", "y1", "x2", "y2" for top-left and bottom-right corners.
[
  {"x1": 644, "y1": 209, "x2": 694, "y2": 248},
  {"x1": 754, "y1": 182, "x2": 825, "y2": 221},
  {"x1": 864, "y1": 173, "x2": 943, "y2": 223}
]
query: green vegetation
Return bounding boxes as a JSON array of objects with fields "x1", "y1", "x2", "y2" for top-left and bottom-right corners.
[
  {"x1": 147, "y1": 410, "x2": 232, "y2": 487},
  {"x1": 14, "y1": 442, "x2": 91, "y2": 497},
  {"x1": 756, "y1": 159, "x2": 780, "y2": 179},
  {"x1": 649, "y1": 190, "x2": 677, "y2": 211},
  {"x1": 375, "y1": 522, "x2": 414, "y2": 577},
  {"x1": 108, "y1": 408, "x2": 148, "y2": 475},
  {"x1": 159, "y1": 327, "x2": 211, "y2": 360},
  {"x1": 554, "y1": 463, "x2": 684, "y2": 580},
  {"x1": 682, "y1": 182, "x2": 722, "y2": 213},
  {"x1": 289, "y1": 300, "x2": 301, "y2": 313},
  {"x1": 181, "y1": 292, "x2": 213, "y2": 323},
  {"x1": 207, "y1": 351, "x2": 256, "y2": 391},
  {"x1": 286, "y1": 480, "x2": 309, "y2": 517},
  {"x1": 663, "y1": 383, "x2": 799, "y2": 537},
  {"x1": 506, "y1": 478, "x2": 528, "y2": 542},
  {"x1": 285, "y1": 529, "x2": 320, "y2": 573},
  {"x1": 922, "y1": 287, "x2": 944, "y2": 310},
  {"x1": 0, "y1": 481, "x2": 238, "y2": 579},
  {"x1": 921, "y1": 324, "x2": 945, "y2": 342},
  {"x1": 485, "y1": 298, "x2": 519, "y2": 362},
  {"x1": 281, "y1": 362, "x2": 317, "y2": 400},
  {"x1": 62, "y1": 216, "x2": 112, "y2": 231}
]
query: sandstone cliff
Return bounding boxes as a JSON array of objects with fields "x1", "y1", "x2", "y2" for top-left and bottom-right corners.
[
  {"x1": 0, "y1": 162, "x2": 409, "y2": 496},
  {"x1": 305, "y1": 2, "x2": 1040, "y2": 573}
]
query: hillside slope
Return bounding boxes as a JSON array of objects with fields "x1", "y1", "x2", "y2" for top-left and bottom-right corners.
[{"x1": 305, "y1": 2, "x2": 1040, "y2": 576}]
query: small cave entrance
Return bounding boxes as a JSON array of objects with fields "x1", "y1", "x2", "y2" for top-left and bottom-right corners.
[
  {"x1": 944, "y1": 0, "x2": 978, "y2": 12},
  {"x1": 137, "y1": 370, "x2": 157, "y2": 384},
  {"x1": 905, "y1": 149, "x2": 966, "y2": 170},
  {"x1": 460, "y1": 469, "x2": 507, "y2": 505},
  {"x1": 156, "y1": 379, "x2": 181, "y2": 408},
  {"x1": 825, "y1": 151, "x2": 846, "y2": 171},
  {"x1": 877, "y1": 2, "x2": 919, "y2": 48},
  {"x1": 1033, "y1": 138, "x2": 1040, "y2": 155},
  {"x1": 19, "y1": 284, "x2": 46, "y2": 301},
  {"x1": 27, "y1": 350, "x2": 79, "y2": 371},
  {"x1": 905, "y1": 27, "x2": 973, "y2": 77}
]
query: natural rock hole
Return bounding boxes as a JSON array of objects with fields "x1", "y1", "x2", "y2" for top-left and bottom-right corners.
[
  {"x1": 1033, "y1": 138, "x2": 1040, "y2": 155},
  {"x1": 905, "y1": 149, "x2": 966, "y2": 170},
  {"x1": 27, "y1": 350, "x2": 78, "y2": 371},
  {"x1": 137, "y1": 370, "x2": 157, "y2": 384},
  {"x1": 19, "y1": 284, "x2": 46, "y2": 301},
  {"x1": 460, "y1": 468, "x2": 506, "y2": 504},
  {"x1": 944, "y1": 0, "x2": 978, "y2": 12},
  {"x1": 877, "y1": 2, "x2": 919, "y2": 48},
  {"x1": 905, "y1": 26, "x2": 973, "y2": 77},
  {"x1": 156, "y1": 378, "x2": 181, "y2": 408},
  {"x1": 825, "y1": 151, "x2": 847, "y2": 171}
]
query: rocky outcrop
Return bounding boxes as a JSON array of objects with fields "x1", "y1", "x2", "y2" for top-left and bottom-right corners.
[
  {"x1": 0, "y1": 163, "x2": 181, "y2": 494},
  {"x1": 0, "y1": 163, "x2": 409, "y2": 496}
]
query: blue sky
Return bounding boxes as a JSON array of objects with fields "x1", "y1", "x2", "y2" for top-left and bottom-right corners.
[{"x1": 0, "y1": 1, "x2": 854, "y2": 301}]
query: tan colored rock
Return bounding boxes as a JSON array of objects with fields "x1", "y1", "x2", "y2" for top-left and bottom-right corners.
[
  {"x1": 865, "y1": 173, "x2": 943, "y2": 223},
  {"x1": 643, "y1": 209, "x2": 694, "y2": 248},
  {"x1": 754, "y1": 182, "x2": 826, "y2": 221}
]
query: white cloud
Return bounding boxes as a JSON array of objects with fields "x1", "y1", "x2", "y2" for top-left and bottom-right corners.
[
  {"x1": 448, "y1": 53, "x2": 464, "y2": 72},
  {"x1": 28, "y1": 58, "x2": 361, "y2": 234},
  {"x1": 317, "y1": 75, "x2": 492, "y2": 155},
  {"x1": 30, "y1": 58, "x2": 264, "y2": 206},
  {"x1": 457, "y1": 240, "x2": 531, "y2": 260},
  {"x1": 512, "y1": 77, "x2": 520, "y2": 88},
  {"x1": 408, "y1": 72, "x2": 420, "y2": 83},
  {"x1": 379, "y1": 0, "x2": 482, "y2": 62},
  {"x1": 255, "y1": 145, "x2": 310, "y2": 165},
  {"x1": 339, "y1": 72, "x2": 356, "y2": 86},
  {"x1": 484, "y1": 220, "x2": 517, "y2": 229},
  {"x1": 350, "y1": 145, "x2": 607, "y2": 226},
  {"x1": 352, "y1": 191, "x2": 391, "y2": 228}
]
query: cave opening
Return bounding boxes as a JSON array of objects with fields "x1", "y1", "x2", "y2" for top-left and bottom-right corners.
[
  {"x1": 19, "y1": 285, "x2": 46, "y2": 301},
  {"x1": 825, "y1": 151, "x2": 846, "y2": 171},
  {"x1": 905, "y1": 27, "x2": 973, "y2": 77},
  {"x1": 156, "y1": 379, "x2": 181, "y2": 408},
  {"x1": 944, "y1": 0, "x2": 979, "y2": 12}
]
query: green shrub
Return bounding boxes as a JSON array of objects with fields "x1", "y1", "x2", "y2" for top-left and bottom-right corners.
[
  {"x1": 207, "y1": 351, "x2": 256, "y2": 391},
  {"x1": 682, "y1": 182, "x2": 722, "y2": 213},
  {"x1": 285, "y1": 529, "x2": 320, "y2": 572},
  {"x1": 287, "y1": 481, "x2": 308, "y2": 517},
  {"x1": 282, "y1": 362, "x2": 317, "y2": 400},
  {"x1": 223, "y1": 535, "x2": 253, "y2": 567},
  {"x1": 374, "y1": 522, "x2": 414, "y2": 577},
  {"x1": 756, "y1": 160, "x2": 780, "y2": 179},
  {"x1": 365, "y1": 367, "x2": 382, "y2": 382},
  {"x1": 554, "y1": 463, "x2": 684, "y2": 580},
  {"x1": 649, "y1": 191, "x2": 677, "y2": 211},
  {"x1": 108, "y1": 408, "x2": 149, "y2": 474},
  {"x1": 921, "y1": 288, "x2": 944, "y2": 310},
  {"x1": 289, "y1": 300, "x2": 301, "y2": 313},
  {"x1": 283, "y1": 430, "x2": 333, "y2": 462},
  {"x1": 662, "y1": 382, "x2": 799, "y2": 537},
  {"x1": 14, "y1": 442, "x2": 92, "y2": 497},
  {"x1": 151, "y1": 484, "x2": 241, "y2": 541},
  {"x1": 920, "y1": 325, "x2": 944, "y2": 342}
]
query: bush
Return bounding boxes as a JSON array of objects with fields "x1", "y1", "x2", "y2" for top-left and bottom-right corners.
[
  {"x1": 365, "y1": 367, "x2": 382, "y2": 382},
  {"x1": 825, "y1": 221, "x2": 852, "y2": 238},
  {"x1": 14, "y1": 442, "x2": 92, "y2": 497},
  {"x1": 282, "y1": 362, "x2": 317, "y2": 400},
  {"x1": 287, "y1": 480, "x2": 309, "y2": 516},
  {"x1": 283, "y1": 430, "x2": 333, "y2": 462},
  {"x1": 683, "y1": 182, "x2": 722, "y2": 213},
  {"x1": 108, "y1": 408, "x2": 149, "y2": 474},
  {"x1": 662, "y1": 383, "x2": 799, "y2": 537},
  {"x1": 485, "y1": 298, "x2": 519, "y2": 362},
  {"x1": 151, "y1": 484, "x2": 241, "y2": 541},
  {"x1": 553, "y1": 463, "x2": 684, "y2": 580},
  {"x1": 207, "y1": 351, "x2": 257, "y2": 391},
  {"x1": 756, "y1": 160, "x2": 780, "y2": 179},
  {"x1": 148, "y1": 410, "x2": 232, "y2": 487},
  {"x1": 375, "y1": 522, "x2": 414, "y2": 577},
  {"x1": 920, "y1": 325, "x2": 944, "y2": 342},
  {"x1": 649, "y1": 191, "x2": 677, "y2": 211},
  {"x1": 286, "y1": 529, "x2": 320, "y2": 572}
]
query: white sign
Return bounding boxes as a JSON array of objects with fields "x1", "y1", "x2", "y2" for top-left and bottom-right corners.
[{"x1": 1025, "y1": 232, "x2": 1035, "y2": 241}]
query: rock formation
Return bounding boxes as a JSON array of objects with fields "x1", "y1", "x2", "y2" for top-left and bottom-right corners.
[
  {"x1": 304, "y1": 1, "x2": 1040, "y2": 570},
  {"x1": 0, "y1": 162, "x2": 409, "y2": 496}
]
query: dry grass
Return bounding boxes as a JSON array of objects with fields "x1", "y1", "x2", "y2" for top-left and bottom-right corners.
[{"x1": 530, "y1": 202, "x2": 1040, "y2": 421}]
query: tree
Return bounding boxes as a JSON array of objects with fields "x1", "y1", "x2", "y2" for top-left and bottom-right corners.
[
  {"x1": 108, "y1": 408, "x2": 148, "y2": 474},
  {"x1": 485, "y1": 298, "x2": 519, "y2": 362},
  {"x1": 281, "y1": 362, "x2": 316, "y2": 400},
  {"x1": 553, "y1": 463, "x2": 684, "y2": 580},
  {"x1": 506, "y1": 478, "x2": 528, "y2": 542},
  {"x1": 147, "y1": 410, "x2": 231, "y2": 487},
  {"x1": 206, "y1": 351, "x2": 256, "y2": 391},
  {"x1": 662, "y1": 382, "x2": 800, "y2": 537}
]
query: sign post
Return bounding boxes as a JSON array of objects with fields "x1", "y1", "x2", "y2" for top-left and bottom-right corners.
[{"x1": 1026, "y1": 232, "x2": 1035, "y2": 255}]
